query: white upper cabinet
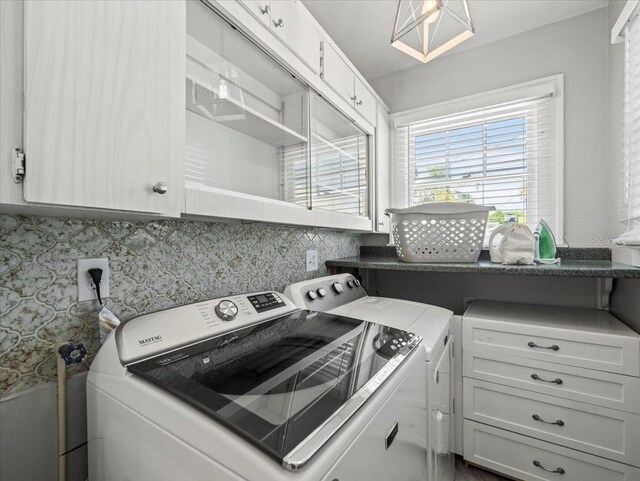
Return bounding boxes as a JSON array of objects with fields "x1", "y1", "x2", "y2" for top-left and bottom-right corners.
[
  {"x1": 375, "y1": 106, "x2": 391, "y2": 233},
  {"x1": 184, "y1": 0, "x2": 372, "y2": 231},
  {"x1": 321, "y1": 41, "x2": 356, "y2": 105},
  {"x1": 23, "y1": 0, "x2": 185, "y2": 216},
  {"x1": 354, "y1": 79, "x2": 377, "y2": 126},
  {"x1": 241, "y1": 0, "x2": 272, "y2": 27},
  {"x1": 242, "y1": 0, "x2": 322, "y2": 74},
  {"x1": 321, "y1": 41, "x2": 377, "y2": 126}
]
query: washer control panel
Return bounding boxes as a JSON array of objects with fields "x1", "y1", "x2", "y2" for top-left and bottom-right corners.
[
  {"x1": 247, "y1": 292, "x2": 286, "y2": 313},
  {"x1": 215, "y1": 300, "x2": 238, "y2": 321}
]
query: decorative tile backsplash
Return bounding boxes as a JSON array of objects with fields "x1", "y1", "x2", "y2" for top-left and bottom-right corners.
[{"x1": 0, "y1": 214, "x2": 360, "y2": 397}]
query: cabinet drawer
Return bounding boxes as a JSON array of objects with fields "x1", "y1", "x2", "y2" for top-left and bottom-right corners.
[
  {"x1": 463, "y1": 352, "x2": 640, "y2": 414},
  {"x1": 464, "y1": 379, "x2": 640, "y2": 465},
  {"x1": 464, "y1": 420, "x2": 640, "y2": 481},
  {"x1": 463, "y1": 308, "x2": 640, "y2": 376}
]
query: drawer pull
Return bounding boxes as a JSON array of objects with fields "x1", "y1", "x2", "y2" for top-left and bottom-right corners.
[
  {"x1": 528, "y1": 341, "x2": 559, "y2": 351},
  {"x1": 531, "y1": 373, "x2": 563, "y2": 384},
  {"x1": 533, "y1": 460, "x2": 565, "y2": 475},
  {"x1": 532, "y1": 414, "x2": 565, "y2": 426}
]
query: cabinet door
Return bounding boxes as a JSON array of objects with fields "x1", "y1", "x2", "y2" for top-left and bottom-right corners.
[
  {"x1": 375, "y1": 106, "x2": 391, "y2": 232},
  {"x1": 354, "y1": 79, "x2": 377, "y2": 125},
  {"x1": 23, "y1": 0, "x2": 184, "y2": 215},
  {"x1": 240, "y1": 0, "x2": 271, "y2": 27},
  {"x1": 321, "y1": 41, "x2": 355, "y2": 105},
  {"x1": 270, "y1": 0, "x2": 321, "y2": 74}
]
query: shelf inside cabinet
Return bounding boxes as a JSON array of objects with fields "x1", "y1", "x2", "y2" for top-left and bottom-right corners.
[
  {"x1": 186, "y1": 35, "x2": 308, "y2": 148},
  {"x1": 186, "y1": 77, "x2": 308, "y2": 148}
]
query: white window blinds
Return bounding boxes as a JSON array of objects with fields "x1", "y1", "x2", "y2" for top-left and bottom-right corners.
[{"x1": 392, "y1": 76, "x2": 564, "y2": 242}]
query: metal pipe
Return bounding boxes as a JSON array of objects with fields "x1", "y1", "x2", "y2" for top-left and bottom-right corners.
[{"x1": 56, "y1": 343, "x2": 68, "y2": 481}]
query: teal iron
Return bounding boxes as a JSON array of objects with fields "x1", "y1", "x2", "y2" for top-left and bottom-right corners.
[{"x1": 534, "y1": 220, "x2": 560, "y2": 265}]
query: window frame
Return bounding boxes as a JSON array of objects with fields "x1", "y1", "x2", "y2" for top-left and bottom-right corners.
[{"x1": 390, "y1": 74, "x2": 565, "y2": 245}]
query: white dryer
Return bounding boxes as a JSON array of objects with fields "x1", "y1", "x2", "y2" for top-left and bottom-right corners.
[
  {"x1": 284, "y1": 273, "x2": 455, "y2": 481},
  {"x1": 88, "y1": 290, "x2": 429, "y2": 481}
]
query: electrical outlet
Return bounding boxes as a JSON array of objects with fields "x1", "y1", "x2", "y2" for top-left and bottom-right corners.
[
  {"x1": 306, "y1": 249, "x2": 318, "y2": 272},
  {"x1": 77, "y1": 258, "x2": 110, "y2": 302}
]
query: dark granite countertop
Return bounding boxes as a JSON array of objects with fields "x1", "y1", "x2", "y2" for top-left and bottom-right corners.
[{"x1": 326, "y1": 247, "x2": 640, "y2": 279}]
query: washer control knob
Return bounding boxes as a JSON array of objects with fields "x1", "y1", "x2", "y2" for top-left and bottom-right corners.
[
  {"x1": 306, "y1": 290, "x2": 318, "y2": 301},
  {"x1": 317, "y1": 288, "x2": 327, "y2": 298},
  {"x1": 215, "y1": 300, "x2": 238, "y2": 321},
  {"x1": 346, "y1": 280, "x2": 355, "y2": 288},
  {"x1": 354, "y1": 279, "x2": 361, "y2": 287},
  {"x1": 332, "y1": 282, "x2": 344, "y2": 294}
]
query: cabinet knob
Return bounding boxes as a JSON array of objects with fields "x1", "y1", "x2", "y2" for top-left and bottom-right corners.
[
  {"x1": 260, "y1": 4, "x2": 270, "y2": 15},
  {"x1": 152, "y1": 182, "x2": 168, "y2": 194},
  {"x1": 356, "y1": 100, "x2": 363, "y2": 106},
  {"x1": 350, "y1": 95, "x2": 357, "y2": 101},
  {"x1": 274, "y1": 18, "x2": 284, "y2": 27}
]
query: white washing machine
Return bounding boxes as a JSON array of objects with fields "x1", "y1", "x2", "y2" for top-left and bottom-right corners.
[
  {"x1": 88, "y1": 290, "x2": 430, "y2": 481},
  {"x1": 284, "y1": 274, "x2": 455, "y2": 481}
]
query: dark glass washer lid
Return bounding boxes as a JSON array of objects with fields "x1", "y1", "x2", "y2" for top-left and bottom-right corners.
[{"x1": 128, "y1": 310, "x2": 421, "y2": 470}]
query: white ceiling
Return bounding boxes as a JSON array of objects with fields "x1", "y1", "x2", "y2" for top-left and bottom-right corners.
[{"x1": 301, "y1": 0, "x2": 610, "y2": 80}]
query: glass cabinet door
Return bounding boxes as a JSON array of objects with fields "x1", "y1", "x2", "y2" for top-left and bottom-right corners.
[
  {"x1": 185, "y1": 1, "x2": 310, "y2": 206},
  {"x1": 308, "y1": 93, "x2": 369, "y2": 217}
]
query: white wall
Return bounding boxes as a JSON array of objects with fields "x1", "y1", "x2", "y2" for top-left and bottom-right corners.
[
  {"x1": 609, "y1": 0, "x2": 626, "y2": 240},
  {"x1": 371, "y1": 8, "x2": 611, "y2": 247}
]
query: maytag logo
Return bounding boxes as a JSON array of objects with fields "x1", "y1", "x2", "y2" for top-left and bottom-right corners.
[{"x1": 138, "y1": 335, "x2": 162, "y2": 346}]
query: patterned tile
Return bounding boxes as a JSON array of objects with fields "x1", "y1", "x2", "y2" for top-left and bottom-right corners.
[
  {"x1": 0, "y1": 300, "x2": 56, "y2": 336},
  {"x1": 0, "y1": 214, "x2": 360, "y2": 397}
]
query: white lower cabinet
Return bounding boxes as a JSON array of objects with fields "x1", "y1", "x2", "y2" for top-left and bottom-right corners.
[
  {"x1": 464, "y1": 379, "x2": 640, "y2": 465},
  {"x1": 462, "y1": 301, "x2": 640, "y2": 480},
  {"x1": 464, "y1": 421, "x2": 640, "y2": 481}
]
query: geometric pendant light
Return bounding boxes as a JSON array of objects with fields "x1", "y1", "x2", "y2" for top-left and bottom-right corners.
[{"x1": 391, "y1": 0, "x2": 475, "y2": 64}]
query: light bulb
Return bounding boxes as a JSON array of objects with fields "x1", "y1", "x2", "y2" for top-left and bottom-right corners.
[{"x1": 423, "y1": 0, "x2": 440, "y2": 24}]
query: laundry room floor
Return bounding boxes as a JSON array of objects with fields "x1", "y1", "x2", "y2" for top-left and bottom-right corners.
[{"x1": 455, "y1": 456, "x2": 512, "y2": 481}]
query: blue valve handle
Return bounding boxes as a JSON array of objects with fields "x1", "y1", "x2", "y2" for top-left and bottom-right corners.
[{"x1": 59, "y1": 343, "x2": 88, "y2": 366}]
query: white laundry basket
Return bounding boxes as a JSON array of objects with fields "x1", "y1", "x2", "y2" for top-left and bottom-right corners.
[{"x1": 386, "y1": 203, "x2": 495, "y2": 263}]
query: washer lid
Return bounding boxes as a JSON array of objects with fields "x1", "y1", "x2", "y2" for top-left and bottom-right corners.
[
  {"x1": 127, "y1": 310, "x2": 421, "y2": 471},
  {"x1": 330, "y1": 297, "x2": 452, "y2": 362}
]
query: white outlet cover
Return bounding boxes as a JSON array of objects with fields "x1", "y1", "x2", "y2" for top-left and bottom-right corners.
[
  {"x1": 306, "y1": 249, "x2": 318, "y2": 272},
  {"x1": 77, "y1": 258, "x2": 110, "y2": 302}
]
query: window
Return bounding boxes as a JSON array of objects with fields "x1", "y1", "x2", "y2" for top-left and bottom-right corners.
[
  {"x1": 392, "y1": 76, "x2": 564, "y2": 243},
  {"x1": 617, "y1": 2, "x2": 640, "y2": 238}
]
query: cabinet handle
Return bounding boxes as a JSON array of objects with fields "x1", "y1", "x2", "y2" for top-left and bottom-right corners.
[
  {"x1": 528, "y1": 341, "x2": 559, "y2": 351},
  {"x1": 531, "y1": 373, "x2": 563, "y2": 385},
  {"x1": 152, "y1": 182, "x2": 168, "y2": 195},
  {"x1": 533, "y1": 460, "x2": 565, "y2": 475},
  {"x1": 532, "y1": 414, "x2": 565, "y2": 426},
  {"x1": 260, "y1": 4, "x2": 270, "y2": 14},
  {"x1": 274, "y1": 18, "x2": 284, "y2": 27}
]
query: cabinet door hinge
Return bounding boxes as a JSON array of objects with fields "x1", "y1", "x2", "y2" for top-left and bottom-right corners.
[{"x1": 12, "y1": 147, "x2": 25, "y2": 183}]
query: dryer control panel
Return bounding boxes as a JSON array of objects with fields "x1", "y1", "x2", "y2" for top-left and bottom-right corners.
[{"x1": 283, "y1": 273, "x2": 367, "y2": 311}]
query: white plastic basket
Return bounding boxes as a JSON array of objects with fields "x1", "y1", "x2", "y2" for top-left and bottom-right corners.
[{"x1": 386, "y1": 203, "x2": 495, "y2": 263}]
